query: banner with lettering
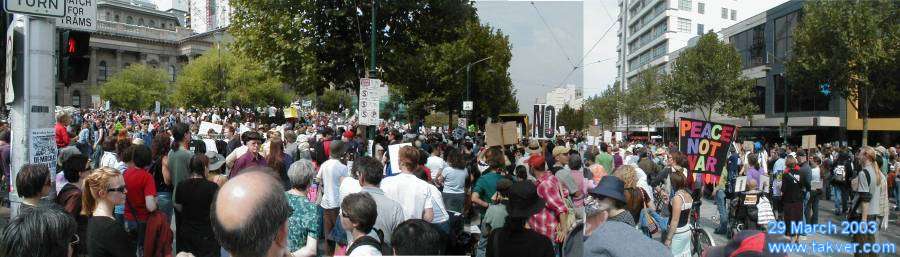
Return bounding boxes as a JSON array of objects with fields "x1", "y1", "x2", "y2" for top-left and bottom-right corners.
[{"x1": 678, "y1": 118, "x2": 738, "y2": 175}]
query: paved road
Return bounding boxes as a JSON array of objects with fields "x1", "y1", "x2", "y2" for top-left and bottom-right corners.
[{"x1": 696, "y1": 196, "x2": 900, "y2": 257}]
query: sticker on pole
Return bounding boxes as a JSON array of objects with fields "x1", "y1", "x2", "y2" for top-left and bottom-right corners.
[
  {"x1": 463, "y1": 101, "x2": 473, "y2": 111},
  {"x1": 5, "y1": 0, "x2": 66, "y2": 17},
  {"x1": 56, "y1": 0, "x2": 96, "y2": 32}
]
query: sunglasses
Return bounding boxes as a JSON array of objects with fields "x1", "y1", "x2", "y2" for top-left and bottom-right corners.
[{"x1": 107, "y1": 186, "x2": 126, "y2": 193}]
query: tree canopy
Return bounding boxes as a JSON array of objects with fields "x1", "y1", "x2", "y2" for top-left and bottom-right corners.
[
  {"x1": 787, "y1": 0, "x2": 900, "y2": 146},
  {"x1": 664, "y1": 33, "x2": 755, "y2": 121},
  {"x1": 172, "y1": 48, "x2": 292, "y2": 108},
  {"x1": 584, "y1": 82, "x2": 622, "y2": 130},
  {"x1": 624, "y1": 67, "x2": 666, "y2": 131},
  {"x1": 99, "y1": 64, "x2": 170, "y2": 110}
]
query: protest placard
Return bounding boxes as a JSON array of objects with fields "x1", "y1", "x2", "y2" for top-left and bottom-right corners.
[
  {"x1": 485, "y1": 122, "x2": 520, "y2": 147},
  {"x1": 678, "y1": 118, "x2": 738, "y2": 175},
  {"x1": 199, "y1": 121, "x2": 223, "y2": 135},
  {"x1": 388, "y1": 143, "x2": 412, "y2": 175},
  {"x1": 802, "y1": 135, "x2": 816, "y2": 149}
]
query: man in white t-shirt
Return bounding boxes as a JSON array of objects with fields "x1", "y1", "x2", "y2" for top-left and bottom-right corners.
[
  {"x1": 317, "y1": 140, "x2": 349, "y2": 256},
  {"x1": 381, "y1": 146, "x2": 435, "y2": 221},
  {"x1": 425, "y1": 145, "x2": 447, "y2": 183}
]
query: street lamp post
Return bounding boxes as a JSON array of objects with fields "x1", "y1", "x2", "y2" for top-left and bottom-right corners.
[{"x1": 454, "y1": 56, "x2": 492, "y2": 127}]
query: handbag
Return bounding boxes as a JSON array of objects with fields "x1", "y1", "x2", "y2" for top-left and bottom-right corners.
[
  {"x1": 640, "y1": 189, "x2": 668, "y2": 234},
  {"x1": 555, "y1": 178, "x2": 576, "y2": 243}
]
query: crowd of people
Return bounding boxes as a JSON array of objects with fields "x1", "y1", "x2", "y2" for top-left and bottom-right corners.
[{"x1": 0, "y1": 106, "x2": 897, "y2": 257}]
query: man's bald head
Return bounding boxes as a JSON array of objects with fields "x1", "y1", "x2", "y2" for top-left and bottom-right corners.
[{"x1": 211, "y1": 167, "x2": 292, "y2": 257}]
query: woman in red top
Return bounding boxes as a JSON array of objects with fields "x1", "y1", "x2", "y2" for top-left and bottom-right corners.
[
  {"x1": 55, "y1": 111, "x2": 72, "y2": 148},
  {"x1": 123, "y1": 144, "x2": 158, "y2": 251}
]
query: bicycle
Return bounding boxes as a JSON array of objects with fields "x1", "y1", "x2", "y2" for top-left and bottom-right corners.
[{"x1": 689, "y1": 196, "x2": 715, "y2": 257}]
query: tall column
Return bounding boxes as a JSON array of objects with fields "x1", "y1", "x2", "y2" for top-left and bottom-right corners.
[
  {"x1": 88, "y1": 48, "x2": 98, "y2": 87},
  {"x1": 115, "y1": 49, "x2": 123, "y2": 72}
]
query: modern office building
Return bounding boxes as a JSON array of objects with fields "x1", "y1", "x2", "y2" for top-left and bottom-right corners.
[
  {"x1": 188, "y1": 0, "x2": 231, "y2": 34},
  {"x1": 545, "y1": 84, "x2": 584, "y2": 111},
  {"x1": 662, "y1": 0, "x2": 900, "y2": 145},
  {"x1": 50, "y1": 0, "x2": 224, "y2": 108},
  {"x1": 615, "y1": 0, "x2": 786, "y2": 89}
]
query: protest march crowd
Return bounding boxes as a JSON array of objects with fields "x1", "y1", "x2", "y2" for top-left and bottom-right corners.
[{"x1": 0, "y1": 105, "x2": 897, "y2": 257}]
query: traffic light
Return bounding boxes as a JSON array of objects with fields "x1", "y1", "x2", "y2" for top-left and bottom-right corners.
[{"x1": 59, "y1": 30, "x2": 91, "y2": 83}]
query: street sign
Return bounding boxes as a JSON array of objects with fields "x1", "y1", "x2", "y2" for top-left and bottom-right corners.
[
  {"x1": 360, "y1": 78, "x2": 387, "y2": 102},
  {"x1": 56, "y1": 0, "x2": 97, "y2": 32},
  {"x1": 358, "y1": 100, "x2": 380, "y2": 126},
  {"x1": 5, "y1": 0, "x2": 66, "y2": 17},
  {"x1": 462, "y1": 101, "x2": 473, "y2": 111},
  {"x1": 457, "y1": 117, "x2": 467, "y2": 128}
]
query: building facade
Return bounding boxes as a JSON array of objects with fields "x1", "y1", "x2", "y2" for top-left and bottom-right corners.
[
  {"x1": 55, "y1": 0, "x2": 223, "y2": 108},
  {"x1": 663, "y1": 0, "x2": 900, "y2": 146},
  {"x1": 545, "y1": 84, "x2": 584, "y2": 111},
  {"x1": 188, "y1": 0, "x2": 231, "y2": 34}
]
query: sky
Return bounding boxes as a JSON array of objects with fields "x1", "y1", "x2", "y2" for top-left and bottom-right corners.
[{"x1": 475, "y1": 0, "x2": 616, "y2": 113}]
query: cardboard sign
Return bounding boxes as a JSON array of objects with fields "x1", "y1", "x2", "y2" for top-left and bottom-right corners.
[
  {"x1": 802, "y1": 135, "x2": 816, "y2": 149},
  {"x1": 199, "y1": 122, "x2": 223, "y2": 135},
  {"x1": 603, "y1": 131, "x2": 612, "y2": 143},
  {"x1": 734, "y1": 176, "x2": 747, "y2": 193},
  {"x1": 678, "y1": 118, "x2": 738, "y2": 175},
  {"x1": 759, "y1": 175, "x2": 770, "y2": 193},
  {"x1": 388, "y1": 143, "x2": 412, "y2": 175},
  {"x1": 589, "y1": 125, "x2": 601, "y2": 137},
  {"x1": 486, "y1": 122, "x2": 519, "y2": 147}
]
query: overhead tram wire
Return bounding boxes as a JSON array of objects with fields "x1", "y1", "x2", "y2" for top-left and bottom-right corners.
[
  {"x1": 530, "y1": 1, "x2": 576, "y2": 68},
  {"x1": 552, "y1": 16, "x2": 617, "y2": 88}
]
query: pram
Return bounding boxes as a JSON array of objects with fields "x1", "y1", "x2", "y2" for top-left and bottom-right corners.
[{"x1": 726, "y1": 190, "x2": 770, "y2": 238}]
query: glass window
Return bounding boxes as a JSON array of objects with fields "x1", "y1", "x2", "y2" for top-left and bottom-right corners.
[
  {"x1": 679, "y1": 0, "x2": 691, "y2": 11},
  {"x1": 698, "y1": 2, "x2": 705, "y2": 14},
  {"x1": 731, "y1": 10, "x2": 737, "y2": 20},
  {"x1": 114, "y1": 15, "x2": 120, "y2": 22},
  {"x1": 169, "y1": 65, "x2": 177, "y2": 82},
  {"x1": 139, "y1": 18, "x2": 145, "y2": 26},
  {"x1": 105, "y1": 12, "x2": 110, "y2": 21},
  {"x1": 150, "y1": 20, "x2": 156, "y2": 27},
  {"x1": 677, "y1": 18, "x2": 691, "y2": 33},
  {"x1": 126, "y1": 16, "x2": 133, "y2": 24},
  {"x1": 98, "y1": 61, "x2": 108, "y2": 82},
  {"x1": 721, "y1": 8, "x2": 728, "y2": 19},
  {"x1": 697, "y1": 23, "x2": 704, "y2": 35}
]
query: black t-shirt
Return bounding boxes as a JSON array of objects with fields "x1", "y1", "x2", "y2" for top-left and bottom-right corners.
[
  {"x1": 174, "y1": 177, "x2": 219, "y2": 237},
  {"x1": 486, "y1": 227, "x2": 554, "y2": 257},
  {"x1": 87, "y1": 216, "x2": 136, "y2": 257}
]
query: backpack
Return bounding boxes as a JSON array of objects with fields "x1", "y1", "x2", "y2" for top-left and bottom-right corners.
[
  {"x1": 833, "y1": 164, "x2": 847, "y2": 183},
  {"x1": 346, "y1": 234, "x2": 383, "y2": 255}
]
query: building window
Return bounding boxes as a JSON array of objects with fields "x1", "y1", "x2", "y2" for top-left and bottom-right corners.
[
  {"x1": 126, "y1": 16, "x2": 133, "y2": 24},
  {"x1": 677, "y1": 18, "x2": 691, "y2": 33},
  {"x1": 679, "y1": 0, "x2": 691, "y2": 11},
  {"x1": 698, "y1": 2, "x2": 705, "y2": 14},
  {"x1": 150, "y1": 20, "x2": 156, "y2": 27},
  {"x1": 721, "y1": 8, "x2": 728, "y2": 19},
  {"x1": 697, "y1": 24, "x2": 704, "y2": 35},
  {"x1": 161, "y1": 23, "x2": 166, "y2": 29},
  {"x1": 71, "y1": 91, "x2": 81, "y2": 108},
  {"x1": 139, "y1": 18, "x2": 145, "y2": 26},
  {"x1": 753, "y1": 79, "x2": 765, "y2": 114},
  {"x1": 105, "y1": 12, "x2": 110, "y2": 21},
  {"x1": 731, "y1": 10, "x2": 737, "y2": 20},
  {"x1": 98, "y1": 61, "x2": 108, "y2": 83},
  {"x1": 775, "y1": 12, "x2": 798, "y2": 60},
  {"x1": 114, "y1": 14, "x2": 120, "y2": 22}
]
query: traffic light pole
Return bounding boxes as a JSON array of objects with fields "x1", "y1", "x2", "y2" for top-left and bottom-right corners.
[{"x1": 8, "y1": 14, "x2": 57, "y2": 219}]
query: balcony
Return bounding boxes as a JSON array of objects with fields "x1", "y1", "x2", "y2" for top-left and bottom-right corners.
[{"x1": 96, "y1": 20, "x2": 193, "y2": 43}]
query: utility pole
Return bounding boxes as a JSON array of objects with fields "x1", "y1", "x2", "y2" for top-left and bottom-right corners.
[
  {"x1": 8, "y1": 14, "x2": 58, "y2": 218},
  {"x1": 365, "y1": 0, "x2": 377, "y2": 155}
]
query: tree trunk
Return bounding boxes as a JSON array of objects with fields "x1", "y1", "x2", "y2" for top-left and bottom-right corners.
[{"x1": 862, "y1": 88, "x2": 870, "y2": 146}]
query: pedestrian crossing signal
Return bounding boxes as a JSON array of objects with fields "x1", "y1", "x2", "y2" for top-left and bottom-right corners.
[{"x1": 59, "y1": 30, "x2": 91, "y2": 83}]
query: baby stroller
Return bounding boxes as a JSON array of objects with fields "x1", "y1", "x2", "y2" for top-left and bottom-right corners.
[{"x1": 727, "y1": 190, "x2": 770, "y2": 238}]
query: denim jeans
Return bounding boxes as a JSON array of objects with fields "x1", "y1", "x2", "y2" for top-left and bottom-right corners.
[
  {"x1": 475, "y1": 224, "x2": 488, "y2": 257},
  {"x1": 157, "y1": 191, "x2": 174, "y2": 218},
  {"x1": 832, "y1": 186, "x2": 843, "y2": 213},
  {"x1": 808, "y1": 191, "x2": 820, "y2": 224},
  {"x1": 715, "y1": 190, "x2": 728, "y2": 232}
]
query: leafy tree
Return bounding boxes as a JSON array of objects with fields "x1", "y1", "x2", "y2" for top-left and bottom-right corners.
[
  {"x1": 787, "y1": 0, "x2": 900, "y2": 146},
  {"x1": 318, "y1": 88, "x2": 353, "y2": 113},
  {"x1": 172, "y1": 48, "x2": 292, "y2": 108},
  {"x1": 556, "y1": 105, "x2": 585, "y2": 132},
  {"x1": 584, "y1": 82, "x2": 622, "y2": 130},
  {"x1": 664, "y1": 33, "x2": 756, "y2": 121},
  {"x1": 624, "y1": 68, "x2": 666, "y2": 136},
  {"x1": 100, "y1": 64, "x2": 170, "y2": 110}
]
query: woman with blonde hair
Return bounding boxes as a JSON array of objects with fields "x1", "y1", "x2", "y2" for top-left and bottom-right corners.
[
  {"x1": 83, "y1": 167, "x2": 135, "y2": 257},
  {"x1": 613, "y1": 165, "x2": 645, "y2": 224},
  {"x1": 851, "y1": 146, "x2": 888, "y2": 257}
]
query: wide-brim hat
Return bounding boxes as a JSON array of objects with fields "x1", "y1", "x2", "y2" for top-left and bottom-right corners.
[
  {"x1": 527, "y1": 140, "x2": 542, "y2": 154},
  {"x1": 552, "y1": 146, "x2": 570, "y2": 157},
  {"x1": 507, "y1": 181, "x2": 545, "y2": 218},
  {"x1": 206, "y1": 151, "x2": 226, "y2": 171},
  {"x1": 588, "y1": 176, "x2": 626, "y2": 203}
]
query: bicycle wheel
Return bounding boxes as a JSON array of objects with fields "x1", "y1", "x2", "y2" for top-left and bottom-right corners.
[{"x1": 693, "y1": 228, "x2": 715, "y2": 257}]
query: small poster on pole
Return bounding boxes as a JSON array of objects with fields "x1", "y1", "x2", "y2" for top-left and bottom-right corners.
[{"x1": 802, "y1": 135, "x2": 817, "y2": 149}]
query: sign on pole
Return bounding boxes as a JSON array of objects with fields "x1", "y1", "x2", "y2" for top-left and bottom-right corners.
[
  {"x1": 531, "y1": 104, "x2": 556, "y2": 139},
  {"x1": 677, "y1": 118, "x2": 738, "y2": 175},
  {"x1": 358, "y1": 100, "x2": 380, "y2": 126},
  {"x1": 462, "y1": 101, "x2": 473, "y2": 111},
  {"x1": 5, "y1": 0, "x2": 66, "y2": 17},
  {"x1": 56, "y1": 0, "x2": 96, "y2": 32},
  {"x1": 154, "y1": 101, "x2": 160, "y2": 113}
]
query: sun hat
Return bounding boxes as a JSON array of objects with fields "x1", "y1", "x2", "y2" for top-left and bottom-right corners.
[
  {"x1": 506, "y1": 181, "x2": 545, "y2": 218},
  {"x1": 588, "y1": 175, "x2": 626, "y2": 203}
]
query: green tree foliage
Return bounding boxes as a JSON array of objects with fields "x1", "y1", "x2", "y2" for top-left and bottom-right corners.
[
  {"x1": 556, "y1": 105, "x2": 585, "y2": 132},
  {"x1": 229, "y1": 1, "x2": 517, "y2": 122},
  {"x1": 584, "y1": 82, "x2": 622, "y2": 130},
  {"x1": 318, "y1": 88, "x2": 353, "y2": 113},
  {"x1": 624, "y1": 68, "x2": 666, "y2": 134},
  {"x1": 664, "y1": 33, "x2": 755, "y2": 121},
  {"x1": 787, "y1": 0, "x2": 900, "y2": 146},
  {"x1": 100, "y1": 64, "x2": 170, "y2": 110},
  {"x1": 172, "y1": 48, "x2": 292, "y2": 108}
]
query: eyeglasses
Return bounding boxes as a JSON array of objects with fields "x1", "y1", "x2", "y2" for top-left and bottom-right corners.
[{"x1": 107, "y1": 186, "x2": 126, "y2": 193}]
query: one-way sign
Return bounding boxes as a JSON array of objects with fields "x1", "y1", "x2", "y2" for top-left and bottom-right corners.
[{"x1": 5, "y1": 0, "x2": 66, "y2": 17}]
